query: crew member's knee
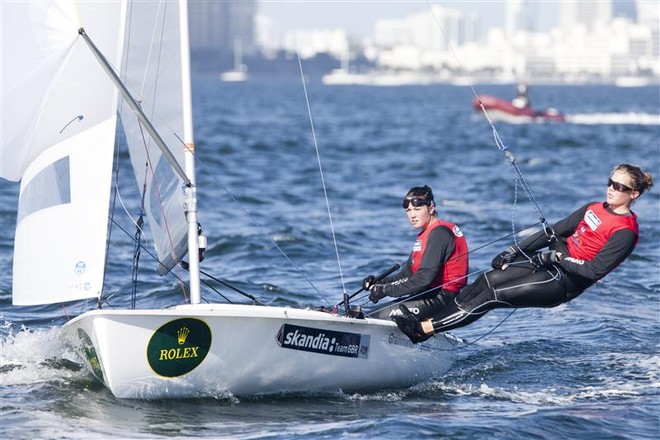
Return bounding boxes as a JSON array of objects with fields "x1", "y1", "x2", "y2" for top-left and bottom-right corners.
[
  {"x1": 456, "y1": 277, "x2": 494, "y2": 311},
  {"x1": 391, "y1": 290, "x2": 453, "y2": 320}
]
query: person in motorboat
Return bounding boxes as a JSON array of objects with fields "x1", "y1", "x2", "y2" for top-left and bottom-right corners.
[
  {"x1": 364, "y1": 185, "x2": 469, "y2": 320},
  {"x1": 392, "y1": 164, "x2": 654, "y2": 343},
  {"x1": 511, "y1": 83, "x2": 530, "y2": 109}
]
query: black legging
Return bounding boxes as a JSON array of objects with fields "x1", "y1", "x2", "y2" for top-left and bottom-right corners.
[
  {"x1": 370, "y1": 288, "x2": 455, "y2": 320},
  {"x1": 430, "y1": 259, "x2": 584, "y2": 333}
]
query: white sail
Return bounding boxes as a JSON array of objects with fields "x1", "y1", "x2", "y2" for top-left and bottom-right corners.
[
  {"x1": 1, "y1": 2, "x2": 127, "y2": 305},
  {"x1": 118, "y1": 2, "x2": 190, "y2": 274}
]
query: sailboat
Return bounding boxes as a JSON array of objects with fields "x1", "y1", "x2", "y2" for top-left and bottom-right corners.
[
  {"x1": 1, "y1": 1, "x2": 457, "y2": 399},
  {"x1": 322, "y1": 48, "x2": 369, "y2": 85},
  {"x1": 220, "y1": 38, "x2": 248, "y2": 82}
]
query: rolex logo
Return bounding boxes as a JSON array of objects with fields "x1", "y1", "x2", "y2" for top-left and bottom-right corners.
[
  {"x1": 148, "y1": 318, "x2": 211, "y2": 377},
  {"x1": 177, "y1": 327, "x2": 190, "y2": 345}
]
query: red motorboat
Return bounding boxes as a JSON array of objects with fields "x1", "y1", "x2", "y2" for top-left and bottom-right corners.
[{"x1": 473, "y1": 95, "x2": 566, "y2": 123}]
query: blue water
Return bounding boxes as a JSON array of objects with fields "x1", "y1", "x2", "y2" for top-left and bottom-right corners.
[{"x1": 1, "y1": 80, "x2": 659, "y2": 439}]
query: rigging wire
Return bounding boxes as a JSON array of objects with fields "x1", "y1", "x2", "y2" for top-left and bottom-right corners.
[
  {"x1": 105, "y1": 216, "x2": 247, "y2": 306},
  {"x1": 130, "y1": 165, "x2": 149, "y2": 309},
  {"x1": 128, "y1": 23, "x2": 340, "y2": 306},
  {"x1": 295, "y1": 51, "x2": 349, "y2": 298},
  {"x1": 99, "y1": 133, "x2": 123, "y2": 310},
  {"x1": 424, "y1": 0, "x2": 549, "y2": 231},
  {"x1": 161, "y1": 116, "x2": 333, "y2": 306},
  {"x1": 214, "y1": 179, "x2": 332, "y2": 306}
]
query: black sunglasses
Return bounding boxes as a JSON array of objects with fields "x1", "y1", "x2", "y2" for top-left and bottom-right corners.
[
  {"x1": 402, "y1": 197, "x2": 432, "y2": 209},
  {"x1": 608, "y1": 178, "x2": 633, "y2": 193}
]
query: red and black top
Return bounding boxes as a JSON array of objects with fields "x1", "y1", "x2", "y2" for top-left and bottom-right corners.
[
  {"x1": 518, "y1": 202, "x2": 638, "y2": 287},
  {"x1": 381, "y1": 219, "x2": 468, "y2": 298}
]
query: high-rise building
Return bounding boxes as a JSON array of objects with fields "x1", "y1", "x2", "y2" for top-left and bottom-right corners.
[
  {"x1": 188, "y1": 0, "x2": 257, "y2": 54},
  {"x1": 506, "y1": 0, "x2": 539, "y2": 35},
  {"x1": 612, "y1": 0, "x2": 637, "y2": 22},
  {"x1": 560, "y1": 0, "x2": 612, "y2": 31},
  {"x1": 635, "y1": 0, "x2": 659, "y2": 26},
  {"x1": 374, "y1": 5, "x2": 477, "y2": 50}
]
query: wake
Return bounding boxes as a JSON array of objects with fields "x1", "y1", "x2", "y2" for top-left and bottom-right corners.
[
  {"x1": 0, "y1": 325, "x2": 82, "y2": 387},
  {"x1": 565, "y1": 112, "x2": 660, "y2": 125}
]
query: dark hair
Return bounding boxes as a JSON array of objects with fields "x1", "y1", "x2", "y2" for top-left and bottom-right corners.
[
  {"x1": 405, "y1": 185, "x2": 434, "y2": 203},
  {"x1": 612, "y1": 164, "x2": 654, "y2": 195}
]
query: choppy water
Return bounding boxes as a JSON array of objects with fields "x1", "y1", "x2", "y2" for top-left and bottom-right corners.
[{"x1": 1, "y1": 80, "x2": 659, "y2": 439}]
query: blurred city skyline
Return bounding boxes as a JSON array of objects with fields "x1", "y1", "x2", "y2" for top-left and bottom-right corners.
[
  {"x1": 259, "y1": 1, "x2": 523, "y2": 38},
  {"x1": 189, "y1": 1, "x2": 659, "y2": 83},
  {"x1": 257, "y1": 1, "x2": 656, "y2": 39}
]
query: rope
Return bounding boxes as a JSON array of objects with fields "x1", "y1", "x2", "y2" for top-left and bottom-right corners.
[
  {"x1": 98, "y1": 140, "x2": 121, "y2": 309},
  {"x1": 130, "y1": 166, "x2": 149, "y2": 309},
  {"x1": 423, "y1": 309, "x2": 518, "y2": 352},
  {"x1": 105, "y1": 217, "x2": 252, "y2": 307},
  {"x1": 130, "y1": 213, "x2": 143, "y2": 309}
]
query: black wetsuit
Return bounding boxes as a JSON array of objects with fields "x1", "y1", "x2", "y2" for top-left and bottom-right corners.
[
  {"x1": 428, "y1": 202, "x2": 638, "y2": 333},
  {"x1": 371, "y1": 225, "x2": 462, "y2": 320}
]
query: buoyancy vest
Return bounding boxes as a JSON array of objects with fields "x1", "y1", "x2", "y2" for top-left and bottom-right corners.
[
  {"x1": 411, "y1": 219, "x2": 468, "y2": 292},
  {"x1": 567, "y1": 202, "x2": 638, "y2": 261}
]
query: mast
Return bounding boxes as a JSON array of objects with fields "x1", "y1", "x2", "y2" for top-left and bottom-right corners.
[
  {"x1": 234, "y1": 38, "x2": 241, "y2": 71},
  {"x1": 179, "y1": 0, "x2": 202, "y2": 304}
]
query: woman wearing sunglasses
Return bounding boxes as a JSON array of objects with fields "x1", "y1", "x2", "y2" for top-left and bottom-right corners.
[
  {"x1": 364, "y1": 185, "x2": 469, "y2": 320},
  {"x1": 392, "y1": 164, "x2": 654, "y2": 343}
]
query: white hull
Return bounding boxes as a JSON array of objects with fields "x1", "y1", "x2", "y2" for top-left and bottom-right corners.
[
  {"x1": 483, "y1": 109, "x2": 535, "y2": 124},
  {"x1": 480, "y1": 109, "x2": 565, "y2": 124},
  {"x1": 614, "y1": 77, "x2": 651, "y2": 88},
  {"x1": 322, "y1": 69, "x2": 438, "y2": 87},
  {"x1": 220, "y1": 70, "x2": 247, "y2": 82},
  {"x1": 321, "y1": 69, "x2": 369, "y2": 85},
  {"x1": 62, "y1": 303, "x2": 457, "y2": 399}
]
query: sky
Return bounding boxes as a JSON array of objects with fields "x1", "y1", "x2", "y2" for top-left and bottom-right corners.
[{"x1": 258, "y1": 1, "x2": 553, "y2": 38}]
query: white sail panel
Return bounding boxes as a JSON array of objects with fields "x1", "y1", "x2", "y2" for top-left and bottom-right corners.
[
  {"x1": 118, "y1": 2, "x2": 189, "y2": 273},
  {"x1": 2, "y1": 1, "x2": 127, "y2": 304},
  {"x1": 13, "y1": 120, "x2": 117, "y2": 305}
]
